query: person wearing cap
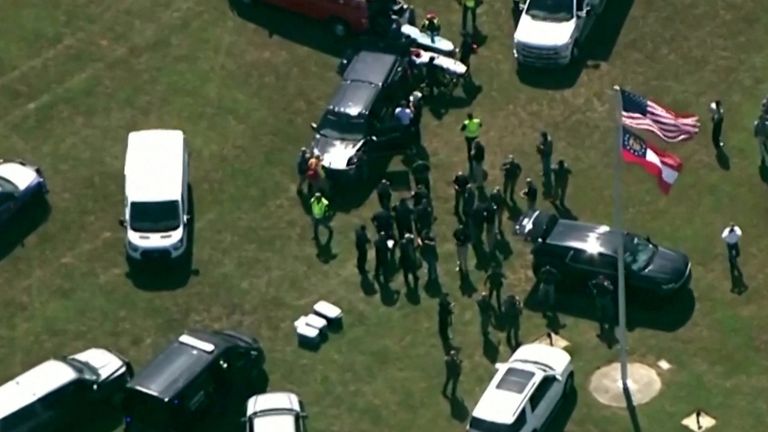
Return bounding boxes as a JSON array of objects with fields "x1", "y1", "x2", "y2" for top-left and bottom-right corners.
[
  {"x1": 310, "y1": 192, "x2": 332, "y2": 242},
  {"x1": 421, "y1": 12, "x2": 441, "y2": 36},
  {"x1": 296, "y1": 147, "x2": 310, "y2": 195},
  {"x1": 501, "y1": 155, "x2": 522, "y2": 204},
  {"x1": 460, "y1": 112, "x2": 482, "y2": 164},
  {"x1": 453, "y1": 170, "x2": 470, "y2": 218},
  {"x1": 721, "y1": 222, "x2": 742, "y2": 271},
  {"x1": 710, "y1": 100, "x2": 725, "y2": 153},
  {"x1": 520, "y1": 178, "x2": 538, "y2": 210}
]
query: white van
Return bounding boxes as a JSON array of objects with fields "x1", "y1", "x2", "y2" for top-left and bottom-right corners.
[
  {"x1": 121, "y1": 129, "x2": 190, "y2": 262},
  {"x1": 0, "y1": 348, "x2": 133, "y2": 432}
]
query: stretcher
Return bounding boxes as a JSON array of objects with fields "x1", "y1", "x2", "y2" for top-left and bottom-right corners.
[{"x1": 400, "y1": 24, "x2": 456, "y2": 57}]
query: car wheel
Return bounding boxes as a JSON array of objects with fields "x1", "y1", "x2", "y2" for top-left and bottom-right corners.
[
  {"x1": 564, "y1": 372, "x2": 575, "y2": 395},
  {"x1": 329, "y1": 19, "x2": 349, "y2": 38},
  {"x1": 570, "y1": 43, "x2": 581, "y2": 63}
]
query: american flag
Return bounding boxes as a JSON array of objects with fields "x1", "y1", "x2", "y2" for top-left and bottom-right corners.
[{"x1": 619, "y1": 88, "x2": 700, "y2": 142}]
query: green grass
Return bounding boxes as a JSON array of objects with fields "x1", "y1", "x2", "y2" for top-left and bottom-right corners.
[{"x1": 1, "y1": 0, "x2": 768, "y2": 431}]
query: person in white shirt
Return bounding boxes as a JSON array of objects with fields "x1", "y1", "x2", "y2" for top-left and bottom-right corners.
[
  {"x1": 394, "y1": 101, "x2": 414, "y2": 126},
  {"x1": 721, "y1": 222, "x2": 742, "y2": 263}
]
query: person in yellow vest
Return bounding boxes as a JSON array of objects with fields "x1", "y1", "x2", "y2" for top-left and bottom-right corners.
[
  {"x1": 459, "y1": 112, "x2": 482, "y2": 165},
  {"x1": 460, "y1": 0, "x2": 478, "y2": 34},
  {"x1": 310, "y1": 192, "x2": 333, "y2": 243}
]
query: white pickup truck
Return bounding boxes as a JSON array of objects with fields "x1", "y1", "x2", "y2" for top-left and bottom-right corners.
[{"x1": 513, "y1": 0, "x2": 605, "y2": 67}]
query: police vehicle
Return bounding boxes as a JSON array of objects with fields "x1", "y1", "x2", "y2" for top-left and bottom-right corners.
[
  {"x1": 0, "y1": 158, "x2": 48, "y2": 226},
  {"x1": 245, "y1": 392, "x2": 308, "y2": 432}
]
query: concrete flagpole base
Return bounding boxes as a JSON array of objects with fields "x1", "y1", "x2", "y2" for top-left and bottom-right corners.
[{"x1": 589, "y1": 362, "x2": 661, "y2": 407}]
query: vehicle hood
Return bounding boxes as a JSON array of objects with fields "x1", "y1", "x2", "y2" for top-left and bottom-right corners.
[
  {"x1": 69, "y1": 348, "x2": 129, "y2": 382},
  {"x1": 247, "y1": 392, "x2": 301, "y2": 415},
  {"x1": 127, "y1": 224, "x2": 184, "y2": 248},
  {"x1": 248, "y1": 413, "x2": 296, "y2": 432},
  {"x1": 312, "y1": 135, "x2": 364, "y2": 170},
  {"x1": 514, "y1": 13, "x2": 576, "y2": 47},
  {"x1": 509, "y1": 343, "x2": 571, "y2": 374},
  {"x1": 642, "y1": 247, "x2": 690, "y2": 286},
  {"x1": 0, "y1": 161, "x2": 39, "y2": 189}
]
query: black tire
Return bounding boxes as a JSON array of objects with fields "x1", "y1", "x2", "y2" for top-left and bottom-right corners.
[
  {"x1": 570, "y1": 43, "x2": 581, "y2": 64},
  {"x1": 329, "y1": 19, "x2": 349, "y2": 38},
  {"x1": 564, "y1": 371, "x2": 575, "y2": 395}
]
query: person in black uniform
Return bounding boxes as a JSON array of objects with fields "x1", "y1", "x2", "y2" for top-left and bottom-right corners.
[
  {"x1": 438, "y1": 293, "x2": 455, "y2": 348},
  {"x1": 453, "y1": 171, "x2": 470, "y2": 218},
  {"x1": 484, "y1": 262, "x2": 506, "y2": 311},
  {"x1": 551, "y1": 160, "x2": 572, "y2": 207},
  {"x1": 424, "y1": 56, "x2": 441, "y2": 97},
  {"x1": 371, "y1": 208, "x2": 395, "y2": 241},
  {"x1": 420, "y1": 230, "x2": 439, "y2": 284},
  {"x1": 411, "y1": 159, "x2": 431, "y2": 192},
  {"x1": 470, "y1": 140, "x2": 486, "y2": 186},
  {"x1": 483, "y1": 200, "x2": 498, "y2": 254},
  {"x1": 376, "y1": 179, "x2": 392, "y2": 210},
  {"x1": 354, "y1": 225, "x2": 371, "y2": 275},
  {"x1": 520, "y1": 178, "x2": 538, "y2": 210},
  {"x1": 590, "y1": 275, "x2": 615, "y2": 342},
  {"x1": 412, "y1": 184, "x2": 430, "y2": 209},
  {"x1": 414, "y1": 199, "x2": 434, "y2": 235},
  {"x1": 475, "y1": 292, "x2": 493, "y2": 338},
  {"x1": 501, "y1": 155, "x2": 522, "y2": 204},
  {"x1": 453, "y1": 224, "x2": 471, "y2": 276},
  {"x1": 458, "y1": 31, "x2": 478, "y2": 89},
  {"x1": 710, "y1": 100, "x2": 725, "y2": 153},
  {"x1": 502, "y1": 294, "x2": 523, "y2": 350},
  {"x1": 470, "y1": 197, "x2": 486, "y2": 247},
  {"x1": 399, "y1": 234, "x2": 420, "y2": 291},
  {"x1": 296, "y1": 147, "x2": 310, "y2": 195},
  {"x1": 537, "y1": 132, "x2": 554, "y2": 199},
  {"x1": 373, "y1": 232, "x2": 390, "y2": 283},
  {"x1": 489, "y1": 186, "x2": 505, "y2": 231},
  {"x1": 538, "y1": 266, "x2": 558, "y2": 314},
  {"x1": 442, "y1": 349, "x2": 462, "y2": 398},
  {"x1": 461, "y1": 184, "x2": 477, "y2": 225},
  {"x1": 394, "y1": 198, "x2": 415, "y2": 240}
]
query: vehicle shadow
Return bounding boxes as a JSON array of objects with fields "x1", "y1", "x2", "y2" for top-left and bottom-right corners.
[
  {"x1": 126, "y1": 185, "x2": 200, "y2": 291},
  {"x1": 72, "y1": 403, "x2": 123, "y2": 432},
  {"x1": 0, "y1": 196, "x2": 51, "y2": 262},
  {"x1": 197, "y1": 369, "x2": 271, "y2": 432},
  {"x1": 328, "y1": 154, "x2": 396, "y2": 212},
  {"x1": 228, "y1": 0, "x2": 348, "y2": 58},
  {"x1": 523, "y1": 281, "x2": 695, "y2": 332},
  {"x1": 543, "y1": 388, "x2": 578, "y2": 432},
  {"x1": 516, "y1": 0, "x2": 634, "y2": 90}
]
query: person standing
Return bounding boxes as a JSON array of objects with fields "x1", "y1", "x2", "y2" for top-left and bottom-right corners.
[
  {"x1": 710, "y1": 100, "x2": 725, "y2": 153},
  {"x1": 306, "y1": 154, "x2": 324, "y2": 195},
  {"x1": 420, "y1": 12, "x2": 442, "y2": 36},
  {"x1": 489, "y1": 186, "x2": 505, "y2": 230},
  {"x1": 420, "y1": 230, "x2": 439, "y2": 284},
  {"x1": 442, "y1": 349, "x2": 463, "y2": 398},
  {"x1": 470, "y1": 140, "x2": 486, "y2": 186},
  {"x1": 538, "y1": 266, "x2": 558, "y2": 313},
  {"x1": 394, "y1": 100, "x2": 415, "y2": 131},
  {"x1": 460, "y1": 0, "x2": 478, "y2": 34},
  {"x1": 552, "y1": 160, "x2": 572, "y2": 207},
  {"x1": 501, "y1": 155, "x2": 522, "y2": 204},
  {"x1": 412, "y1": 184, "x2": 430, "y2": 209},
  {"x1": 310, "y1": 192, "x2": 332, "y2": 242},
  {"x1": 458, "y1": 31, "x2": 478, "y2": 74},
  {"x1": 376, "y1": 179, "x2": 392, "y2": 210},
  {"x1": 590, "y1": 275, "x2": 615, "y2": 341},
  {"x1": 453, "y1": 171, "x2": 470, "y2": 218},
  {"x1": 721, "y1": 222, "x2": 742, "y2": 273},
  {"x1": 453, "y1": 224, "x2": 471, "y2": 275},
  {"x1": 374, "y1": 232, "x2": 390, "y2": 283},
  {"x1": 470, "y1": 197, "x2": 486, "y2": 247},
  {"x1": 520, "y1": 178, "x2": 538, "y2": 210},
  {"x1": 461, "y1": 184, "x2": 477, "y2": 225},
  {"x1": 354, "y1": 225, "x2": 371, "y2": 275},
  {"x1": 371, "y1": 208, "x2": 396, "y2": 242},
  {"x1": 438, "y1": 293, "x2": 455, "y2": 345},
  {"x1": 485, "y1": 263, "x2": 506, "y2": 310},
  {"x1": 537, "y1": 132, "x2": 554, "y2": 198},
  {"x1": 394, "y1": 198, "x2": 415, "y2": 240},
  {"x1": 414, "y1": 199, "x2": 434, "y2": 236},
  {"x1": 400, "y1": 234, "x2": 420, "y2": 291},
  {"x1": 754, "y1": 113, "x2": 768, "y2": 168},
  {"x1": 483, "y1": 201, "x2": 498, "y2": 254},
  {"x1": 475, "y1": 292, "x2": 493, "y2": 338},
  {"x1": 502, "y1": 294, "x2": 523, "y2": 350},
  {"x1": 296, "y1": 147, "x2": 310, "y2": 194},
  {"x1": 460, "y1": 112, "x2": 482, "y2": 164},
  {"x1": 411, "y1": 159, "x2": 432, "y2": 193}
]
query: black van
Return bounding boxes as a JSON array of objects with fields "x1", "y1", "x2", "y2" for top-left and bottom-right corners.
[{"x1": 123, "y1": 331, "x2": 265, "y2": 431}]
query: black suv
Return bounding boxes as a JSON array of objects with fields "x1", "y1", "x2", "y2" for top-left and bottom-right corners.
[
  {"x1": 310, "y1": 50, "x2": 413, "y2": 176},
  {"x1": 515, "y1": 210, "x2": 692, "y2": 297},
  {"x1": 123, "y1": 330, "x2": 265, "y2": 432}
]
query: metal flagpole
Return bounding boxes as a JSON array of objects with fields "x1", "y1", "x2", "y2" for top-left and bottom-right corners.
[{"x1": 612, "y1": 85, "x2": 630, "y2": 390}]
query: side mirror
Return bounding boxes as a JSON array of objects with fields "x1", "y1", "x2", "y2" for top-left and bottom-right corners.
[
  {"x1": 92, "y1": 383, "x2": 99, "y2": 391},
  {"x1": 310, "y1": 122, "x2": 318, "y2": 132},
  {"x1": 369, "y1": 136, "x2": 378, "y2": 143},
  {"x1": 184, "y1": 214, "x2": 191, "y2": 223},
  {"x1": 118, "y1": 218, "x2": 126, "y2": 228},
  {"x1": 301, "y1": 412, "x2": 309, "y2": 418}
]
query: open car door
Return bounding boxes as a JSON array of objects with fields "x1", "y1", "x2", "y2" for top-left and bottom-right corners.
[{"x1": 514, "y1": 209, "x2": 559, "y2": 242}]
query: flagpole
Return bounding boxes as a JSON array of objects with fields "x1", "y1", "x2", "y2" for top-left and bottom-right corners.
[{"x1": 612, "y1": 85, "x2": 630, "y2": 391}]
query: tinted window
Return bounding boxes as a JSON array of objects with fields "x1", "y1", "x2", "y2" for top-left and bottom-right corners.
[
  {"x1": 567, "y1": 250, "x2": 615, "y2": 270},
  {"x1": 317, "y1": 111, "x2": 367, "y2": 140},
  {"x1": 528, "y1": 376, "x2": 555, "y2": 411},
  {"x1": 468, "y1": 411, "x2": 527, "y2": 432},
  {"x1": 0, "y1": 177, "x2": 19, "y2": 193},
  {"x1": 496, "y1": 368, "x2": 535, "y2": 393},
  {"x1": 526, "y1": 0, "x2": 574, "y2": 21},
  {"x1": 129, "y1": 200, "x2": 181, "y2": 233},
  {"x1": 624, "y1": 236, "x2": 657, "y2": 272},
  {"x1": 0, "y1": 192, "x2": 15, "y2": 205}
]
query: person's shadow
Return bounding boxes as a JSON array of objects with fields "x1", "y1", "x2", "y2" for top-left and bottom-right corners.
[
  {"x1": 544, "y1": 311, "x2": 567, "y2": 334},
  {"x1": 377, "y1": 279, "x2": 400, "y2": 306},
  {"x1": 482, "y1": 335, "x2": 500, "y2": 364},
  {"x1": 459, "y1": 273, "x2": 477, "y2": 298},
  {"x1": 449, "y1": 395, "x2": 469, "y2": 423},
  {"x1": 716, "y1": 148, "x2": 731, "y2": 171},
  {"x1": 315, "y1": 236, "x2": 337, "y2": 263},
  {"x1": 730, "y1": 263, "x2": 749, "y2": 295},
  {"x1": 359, "y1": 273, "x2": 378, "y2": 296}
]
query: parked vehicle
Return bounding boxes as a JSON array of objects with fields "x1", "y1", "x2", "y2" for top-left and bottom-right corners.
[
  {"x1": 514, "y1": 209, "x2": 692, "y2": 296},
  {"x1": 311, "y1": 50, "x2": 414, "y2": 175},
  {"x1": 245, "y1": 392, "x2": 308, "y2": 432},
  {"x1": 123, "y1": 331, "x2": 265, "y2": 432},
  {"x1": 120, "y1": 129, "x2": 191, "y2": 263},
  {"x1": 513, "y1": 0, "x2": 605, "y2": 67},
  {"x1": 240, "y1": 0, "x2": 415, "y2": 38},
  {"x1": 0, "y1": 348, "x2": 133, "y2": 432},
  {"x1": 467, "y1": 344, "x2": 574, "y2": 432},
  {"x1": 0, "y1": 158, "x2": 48, "y2": 226}
]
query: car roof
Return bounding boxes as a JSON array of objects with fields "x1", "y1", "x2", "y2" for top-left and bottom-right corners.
[
  {"x1": 544, "y1": 218, "x2": 620, "y2": 256},
  {"x1": 127, "y1": 331, "x2": 235, "y2": 401},
  {"x1": 0, "y1": 359, "x2": 79, "y2": 419},
  {"x1": 471, "y1": 363, "x2": 543, "y2": 425},
  {"x1": 125, "y1": 129, "x2": 185, "y2": 203},
  {"x1": 327, "y1": 81, "x2": 380, "y2": 117},
  {"x1": 247, "y1": 392, "x2": 301, "y2": 415},
  {"x1": 342, "y1": 51, "x2": 399, "y2": 87}
]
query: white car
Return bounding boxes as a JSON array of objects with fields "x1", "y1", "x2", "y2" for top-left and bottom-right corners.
[
  {"x1": 467, "y1": 344, "x2": 574, "y2": 432},
  {"x1": 245, "y1": 392, "x2": 308, "y2": 432},
  {"x1": 513, "y1": 0, "x2": 605, "y2": 67},
  {"x1": 0, "y1": 348, "x2": 133, "y2": 431},
  {"x1": 120, "y1": 129, "x2": 191, "y2": 262}
]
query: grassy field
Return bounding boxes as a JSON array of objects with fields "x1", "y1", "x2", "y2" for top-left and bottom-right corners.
[{"x1": 1, "y1": 0, "x2": 768, "y2": 431}]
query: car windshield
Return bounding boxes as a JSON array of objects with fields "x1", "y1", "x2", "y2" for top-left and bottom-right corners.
[
  {"x1": 526, "y1": 0, "x2": 574, "y2": 21},
  {"x1": 0, "y1": 176, "x2": 19, "y2": 193},
  {"x1": 64, "y1": 358, "x2": 100, "y2": 381},
  {"x1": 317, "y1": 111, "x2": 366, "y2": 140},
  {"x1": 469, "y1": 417, "x2": 524, "y2": 432},
  {"x1": 624, "y1": 235, "x2": 657, "y2": 272},
  {"x1": 129, "y1": 201, "x2": 181, "y2": 233}
]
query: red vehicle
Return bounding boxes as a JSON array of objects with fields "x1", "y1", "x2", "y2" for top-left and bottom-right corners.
[{"x1": 242, "y1": 0, "x2": 415, "y2": 38}]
